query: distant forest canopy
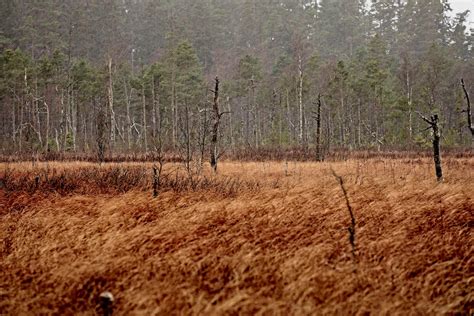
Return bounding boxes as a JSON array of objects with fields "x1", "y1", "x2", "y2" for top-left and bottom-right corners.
[{"x1": 0, "y1": 0, "x2": 473, "y2": 157}]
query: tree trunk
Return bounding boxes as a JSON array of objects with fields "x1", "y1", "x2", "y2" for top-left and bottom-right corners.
[
  {"x1": 97, "y1": 98, "x2": 107, "y2": 164},
  {"x1": 142, "y1": 84, "x2": 148, "y2": 153},
  {"x1": 55, "y1": 129, "x2": 59, "y2": 152},
  {"x1": 12, "y1": 97, "x2": 16, "y2": 149},
  {"x1": 245, "y1": 82, "x2": 251, "y2": 146},
  {"x1": 124, "y1": 81, "x2": 132, "y2": 150},
  {"x1": 357, "y1": 98, "x2": 361, "y2": 147},
  {"x1": 152, "y1": 76, "x2": 158, "y2": 141},
  {"x1": 278, "y1": 92, "x2": 283, "y2": 146},
  {"x1": 432, "y1": 116, "x2": 443, "y2": 182},
  {"x1": 34, "y1": 77, "x2": 42, "y2": 148},
  {"x1": 227, "y1": 96, "x2": 234, "y2": 148},
  {"x1": 340, "y1": 85, "x2": 345, "y2": 146},
  {"x1": 108, "y1": 58, "x2": 116, "y2": 148},
  {"x1": 315, "y1": 94, "x2": 323, "y2": 162},
  {"x1": 199, "y1": 105, "x2": 208, "y2": 168},
  {"x1": 171, "y1": 68, "x2": 177, "y2": 149},
  {"x1": 298, "y1": 54, "x2": 305, "y2": 145},
  {"x1": 418, "y1": 112, "x2": 443, "y2": 182},
  {"x1": 45, "y1": 101, "x2": 50, "y2": 152},
  {"x1": 286, "y1": 88, "x2": 292, "y2": 144},
  {"x1": 71, "y1": 87, "x2": 77, "y2": 151},
  {"x1": 251, "y1": 77, "x2": 258, "y2": 149},
  {"x1": 407, "y1": 68, "x2": 413, "y2": 140},
  {"x1": 184, "y1": 102, "x2": 191, "y2": 174},
  {"x1": 461, "y1": 79, "x2": 473, "y2": 136},
  {"x1": 83, "y1": 116, "x2": 87, "y2": 151},
  {"x1": 19, "y1": 93, "x2": 24, "y2": 153},
  {"x1": 210, "y1": 77, "x2": 220, "y2": 172}
]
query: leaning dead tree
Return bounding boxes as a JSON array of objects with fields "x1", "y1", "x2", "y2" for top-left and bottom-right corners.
[
  {"x1": 210, "y1": 77, "x2": 226, "y2": 172},
  {"x1": 417, "y1": 112, "x2": 443, "y2": 182},
  {"x1": 461, "y1": 79, "x2": 473, "y2": 136}
]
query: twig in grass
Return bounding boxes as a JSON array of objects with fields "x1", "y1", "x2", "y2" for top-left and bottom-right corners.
[
  {"x1": 331, "y1": 168, "x2": 357, "y2": 262},
  {"x1": 34, "y1": 175, "x2": 40, "y2": 191}
]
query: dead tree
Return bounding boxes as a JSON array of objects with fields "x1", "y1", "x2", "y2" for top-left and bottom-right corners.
[
  {"x1": 210, "y1": 77, "x2": 223, "y2": 172},
  {"x1": 152, "y1": 124, "x2": 164, "y2": 198},
  {"x1": 298, "y1": 54, "x2": 305, "y2": 145},
  {"x1": 417, "y1": 112, "x2": 443, "y2": 182},
  {"x1": 142, "y1": 81, "x2": 148, "y2": 153},
  {"x1": 314, "y1": 94, "x2": 323, "y2": 161},
  {"x1": 107, "y1": 58, "x2": 116, "y2": 148},
  {"x1": 96, "y1": 98, "x2": 107, "y2": 164},
  {"x1": 461, "y1": 79, "x2": 473, "y2": 136}
]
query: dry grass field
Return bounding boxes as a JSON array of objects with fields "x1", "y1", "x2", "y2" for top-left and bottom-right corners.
[{"x1": 1, "y1": 157, "x2": 473, "y2": 315}]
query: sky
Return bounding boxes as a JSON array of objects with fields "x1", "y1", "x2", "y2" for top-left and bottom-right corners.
[{"x1": 450, "y1": 0, "x2": 474, "y2": 25}]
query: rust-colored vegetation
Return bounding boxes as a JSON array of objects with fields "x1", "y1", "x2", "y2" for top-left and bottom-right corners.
[{"x1": 1, "y1": 157, "x2": 473, "y2": 314}]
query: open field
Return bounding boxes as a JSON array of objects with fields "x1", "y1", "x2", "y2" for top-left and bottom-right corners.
[{"x1": 1, "y1": 158, "x2": 473, "y2": 315}]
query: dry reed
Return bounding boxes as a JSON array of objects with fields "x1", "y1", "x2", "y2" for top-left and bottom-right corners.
[{"x1": 0, "y1": 157, "x2": 473, "y2": 314}]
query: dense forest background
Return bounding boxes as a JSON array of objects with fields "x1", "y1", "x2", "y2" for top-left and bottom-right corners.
[{"x1": 0, "y1": 0, "x2": 473, "y2": 158}]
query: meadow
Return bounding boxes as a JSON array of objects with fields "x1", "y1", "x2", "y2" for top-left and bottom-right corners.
[{"x1": 0, "y1": 157, "x2": 473, "y2": 315}]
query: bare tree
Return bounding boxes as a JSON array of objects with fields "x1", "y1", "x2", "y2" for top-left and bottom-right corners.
[
  {"x1": 210, "y1": 77, "x2": 223, "y2": 172},
  {"x1": 417, "y1": 112, "x2": 443, "y2": 182},
  {"x1": 251, "y1": 77, "x2": 258, "y2": 148},
  {"x1": 298, "y1": 54, "x2": 305, "y2": 145},
  {"x1": 123, "y1": 79, "x2": 133, "y2": 150},
  {"x1": 152, "y1": 92, "x2": 165, "y2": 198},
  {"x1": 107, "y1": 57, "x2": 116, "y2": 148},
  {"x1": 142, "y1": 80, "x2": 148, "y2": 153},
  {"x1": 96, "y1": 97, "x2": 107, "y2": 164},
  {"x1": 198, "y1": 106, "x2": 209, "y2": 170},
  {"x1": 313, "y1": 94, "x2": 323, "y2": 161},
  {"x1": 461, "y1": 79, "x2": 473, "y2": 136},
  {"x1": 151, "y1": 74, "x2": 160, "y2": 141}
]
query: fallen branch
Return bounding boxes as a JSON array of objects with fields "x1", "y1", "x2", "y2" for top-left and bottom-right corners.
[{"x1": 331, "y1": 169, "x2": 357, "y2": 262}]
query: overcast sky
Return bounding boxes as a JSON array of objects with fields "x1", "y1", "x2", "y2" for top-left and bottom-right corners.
[{"x1": 450, "y1": 0, "x2": 474, "y2": 24}]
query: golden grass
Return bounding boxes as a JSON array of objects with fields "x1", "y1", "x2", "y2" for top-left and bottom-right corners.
[{"x1": 1, "y1": 158, "x2": 473, "y2": 315}]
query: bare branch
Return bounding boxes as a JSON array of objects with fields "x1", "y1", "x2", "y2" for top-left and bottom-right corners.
[
  {"x1": 415, "y1": 111, "x2": 434, "y2": 126},
  {"x1": 218, "y1": 111, "x2": 232, "y2": 118},
  {"x1": 210, "y1": 76, "x2": 221, "y2": 172}
]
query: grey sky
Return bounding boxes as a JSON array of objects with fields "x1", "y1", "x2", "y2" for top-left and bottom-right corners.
[{"x1": 450, "y1": 0, "x2": 474, "y2": 24}]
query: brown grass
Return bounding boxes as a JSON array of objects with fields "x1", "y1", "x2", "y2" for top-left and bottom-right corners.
[{"x1": 1, "y1": 158, "x2": 473, "y2": 315}]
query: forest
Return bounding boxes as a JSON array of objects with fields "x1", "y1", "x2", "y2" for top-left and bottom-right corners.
[{"x1": 1, "y1": 0, "x2": 473, "y2": 159}]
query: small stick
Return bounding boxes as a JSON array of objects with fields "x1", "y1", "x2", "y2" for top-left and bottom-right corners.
[{"x1": 99, "y1": 291, "x2": 114, "y2": 316}]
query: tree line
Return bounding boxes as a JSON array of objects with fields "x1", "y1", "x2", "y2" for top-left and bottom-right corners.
[{"x1": 0, "y1": 0, "x2": 473, "y2": 159}]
